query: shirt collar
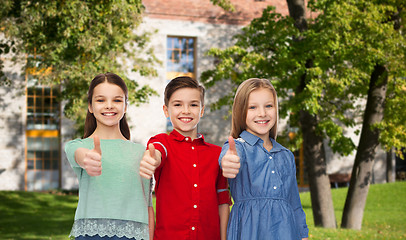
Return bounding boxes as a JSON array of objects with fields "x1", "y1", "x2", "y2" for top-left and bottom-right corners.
[
  {"x1": 169, "y1": 129, "x2": 206, "y2": 144},
  {"x1": 240, "y1": 130, "x2": 286, "y2": 153}
]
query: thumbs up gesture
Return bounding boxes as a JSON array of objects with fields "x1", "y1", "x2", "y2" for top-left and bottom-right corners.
[
  {"x1": 82, "y1": 135, "x2": 102, "y2": 176},
  {"x1": 221, "y1": 136, "x2": 241, "y2": 178},
  {"x1": 140, "y1": 143, "x2": 162, "y2": 179}
]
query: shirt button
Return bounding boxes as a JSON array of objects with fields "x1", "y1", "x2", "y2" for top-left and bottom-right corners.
[
  {"x1": 193, "y1": 164, "x2": 197, "y2": 167},
  {"x1": 269, "y1": 156, "x2": 272, "y2": 159},
  {"x1": 185, "y1": 137, "x2": 189, "y2": 141},
  {"x1": 194, "y1": 205, "x2": 197, "y2": 208},
  {"x1": 192, "y1": 146, "x2": 195, "y2": 150},
  {"x1": 191, "y1": 227, "x2": 196, "y2": 230},
  {"x1": 271, "y1": 170, "x2": 275, "y2": 174},
  {"x1": 194, "y1": 184, "x2": 198, "y2": 187},
  {"x1": 273, "y1": 186, "x2": 277, "y2": 189}
]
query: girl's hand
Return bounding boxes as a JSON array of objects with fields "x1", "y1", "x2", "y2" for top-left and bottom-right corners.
[
  {"x1": 83, "y1": 136, "x2": 102, "y2": 176},
  {"x1": 140, "y1": 143, "x2": 162, "y2": 179},
  {"x1": 221, "y1": 136, "x2": 240, "y2": 178}
]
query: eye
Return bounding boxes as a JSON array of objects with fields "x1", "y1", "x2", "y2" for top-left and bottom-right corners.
[
  {"x1": 266, "y1": 104, "x2": 273, "y2": 108},
  {"x1": 114, "y1": 99, "x2": 123, "y2": 102},
  {"x1": 174, "y1": 103, "x2": 181, "y2": 107},
  {"x1": 96, "y1": 99, "x2": 104, "y2": 102},
  {"x1": 248, "y1": 106, "x2": 256, "y2": 110},
  {"x1": 191, "y1": 103, "x2": 199, "y2": 107}
]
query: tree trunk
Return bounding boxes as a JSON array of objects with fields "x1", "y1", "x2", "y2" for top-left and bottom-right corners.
[
  {"x1": 287, "y1": 0, "x2": 337, "y2": 228},
  {"x1": 386, "y1": 148, "x2": 396, "y2": 183},
  {"x1": 341, "y1": 64, "x2": 388, "y2": 229},
  {"x1": 286, "y1": 0, "x2": 308, "y2": 31},
  {"x1": 300, "y1": 109, "x2": 337, "y2": 228}
]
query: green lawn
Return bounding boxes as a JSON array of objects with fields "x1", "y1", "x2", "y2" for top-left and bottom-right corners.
[
  {"x1": 0, "y1": 190, "x2": 78, "y2": 239},
  {"x1": 0, "y1": 182, "x2": 405, "y2": 239},
  {"x1": 301, "y1": 181, "x2": 406, "y2": 239}
]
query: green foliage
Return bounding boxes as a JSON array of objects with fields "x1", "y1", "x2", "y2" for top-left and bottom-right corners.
[
  {"x1": 201, "y1": 1, "x2": 406, "y2": 155},
  {"x1": 0, "y1": 0, "x2": 159, "y2": 135},
  {"x1": 210, "y1": 0, "x2": 235, "y2": 12},
  {"x1": 306, "y1": 0, "x2": 406, "y2": 155}
]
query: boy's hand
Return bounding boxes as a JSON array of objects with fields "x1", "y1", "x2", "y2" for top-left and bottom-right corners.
[
  {"x1": 83, "y1": 135, "x2": 102, "y2": 176},
  {"x1": 140, "y1": 143, "x2": 161, "y2": 179},
  {"x1": 221, "y1": 136, "x2": 240, "y2": 178}
]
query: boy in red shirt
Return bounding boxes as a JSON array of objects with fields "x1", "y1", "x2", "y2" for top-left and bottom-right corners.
[{"x1": 140, "y1": 76, "x2": 231, "y2": 240}]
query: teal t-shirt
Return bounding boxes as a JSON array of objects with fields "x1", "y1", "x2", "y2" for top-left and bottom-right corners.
[{"x1": 65, "y1": 138, "x2": 150, "y2": 238}]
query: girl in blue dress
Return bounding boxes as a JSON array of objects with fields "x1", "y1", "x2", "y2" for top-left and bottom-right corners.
[{"x1": 219, "y1": 78, "x2": 309, "y2": 240}]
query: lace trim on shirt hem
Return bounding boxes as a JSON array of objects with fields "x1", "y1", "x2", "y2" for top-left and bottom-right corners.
[{"x1": 69, "y1": 218, "x2": 149, "y2": 239}]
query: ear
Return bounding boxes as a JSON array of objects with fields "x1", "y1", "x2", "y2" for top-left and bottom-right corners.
[
  {"x1": 163, "y1": 104, "x2": 169, "y2": 118},
  {"x1": 88, "y1": 104, "x2": 93, "y2": 114},
  {"x1": 200, "y1": 105, "x2": 205, "y2": 117}
]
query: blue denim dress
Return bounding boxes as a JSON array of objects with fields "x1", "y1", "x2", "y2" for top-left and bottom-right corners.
[{"x1": 219, "y1": 131, "x2": 309, "y2": 240}]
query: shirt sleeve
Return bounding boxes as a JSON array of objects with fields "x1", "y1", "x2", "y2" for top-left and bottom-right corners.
[
  {"x1": 147, "y1": 134, "x2": 168, "y2": 166},
  {"x1": 216, "y1": 141, "x2": 233, "y2": 205},
  {"x1": 64, "y1": 139, "x2": 88, "y2": 178},
  {"x1": 287, "y1": 150, "x2": 309, "y2": 238},
  {"x1": 216, "y1": 167, "x2": 232, "y2": 205}
]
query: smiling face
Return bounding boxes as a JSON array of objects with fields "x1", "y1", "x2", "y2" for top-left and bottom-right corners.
[
  {"x1": 245, "y1": 88, "x2": 277, "y2": 141},
  {"x1": 88, "y1": 82, "x2": 127, "y2": 131},
  {"x1": 163, "y1": 87, "x2": 204, "y2": 139}
]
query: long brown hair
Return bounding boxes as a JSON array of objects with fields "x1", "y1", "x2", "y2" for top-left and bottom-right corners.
[
  {"x1": 83, "y1": 72, "x2": 130, "y2": 140},
  {"x1": 230, "y1": 78, "x2": 279, "y2": 140}
]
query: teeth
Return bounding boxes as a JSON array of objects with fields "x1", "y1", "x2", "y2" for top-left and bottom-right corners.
[
  {"x1": 103, "y1": 113, "x2": 115, "y2": 116},
  {"x1": 256, "y1": 120, "x2": 268, "y2": 124},
  {"x1": 180, "y1": 118, "x2": 192, "y2": 122}
]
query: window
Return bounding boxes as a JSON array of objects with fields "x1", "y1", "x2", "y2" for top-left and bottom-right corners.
[
  {"x1": 166, "y1": 36, "x2": 196, "y2": 80},
  {"x1": 26, "y1": 132, "x2": 60, "y2": 191},
  {"x1": 25, "y1": 64, "x2": 61, "y2": 191},
  {"x1": 166, "y1": 36, "x2": 196, "y2": 132},
  {"x1": 26, "y1": 86, "x2": 59, "y2": 130}
]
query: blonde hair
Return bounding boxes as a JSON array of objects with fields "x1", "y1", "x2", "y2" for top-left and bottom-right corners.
[{"x1": 230, "y1": 78, "x2": 279, "y2": 140}]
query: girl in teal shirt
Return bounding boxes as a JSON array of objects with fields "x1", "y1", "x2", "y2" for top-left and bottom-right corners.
[{"x1": 65, "y1": 73, "x2": 153, "y2": 240}]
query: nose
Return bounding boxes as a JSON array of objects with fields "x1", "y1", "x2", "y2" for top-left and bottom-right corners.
[
  {"x1": 106, "y1": 100, "x2": 113, "y2": 109},
  {"x1": 258, "y1": 107, "x2": 266, "y2": 116},
  {"x1": 182, "y1": 105, "x2": 190, "y2": 113}
]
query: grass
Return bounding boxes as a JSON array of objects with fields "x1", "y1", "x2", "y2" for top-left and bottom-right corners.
[
  {"x1": 0, "y1": 190, "x2": 78, "y2": 240},
  {"x1": 0, "y1": 182, "x2": 405, "y2": 239},
  {"x1": 301, "y1": 181, "x2": 406, "y2": 239}
]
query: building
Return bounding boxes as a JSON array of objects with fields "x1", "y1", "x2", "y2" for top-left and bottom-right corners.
[{"x1": 0, "y1": 0, "x2": 390, "y2": 191}]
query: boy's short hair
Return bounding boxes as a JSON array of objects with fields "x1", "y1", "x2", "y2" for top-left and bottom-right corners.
[{"x1": 164, "y1": 76, "x2": 205, "y2": 106}]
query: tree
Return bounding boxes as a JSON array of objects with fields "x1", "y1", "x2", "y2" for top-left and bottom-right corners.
[
  {"x1": 202, "y1": 0, "x2": 337, "y2": 228},
  {"x1": 307, "y1": 0, "x2": 406, "y2": 229},
  {"x1": 201, "y1": 0, "x2": 406, "y2": 229},
  {"x1": 286, "y1": 0, "x2": 337, "y2": 228},
  {"x1": 0, "y1": 0, "x2": 158, "y2": 134},
  {"x1": 303, "y1": 0, "x2": 406, "y2": 229}
]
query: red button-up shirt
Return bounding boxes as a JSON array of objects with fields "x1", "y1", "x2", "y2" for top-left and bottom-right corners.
[{"x1": 148, "y1": 130, "x2": 231, "y2": 240}]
